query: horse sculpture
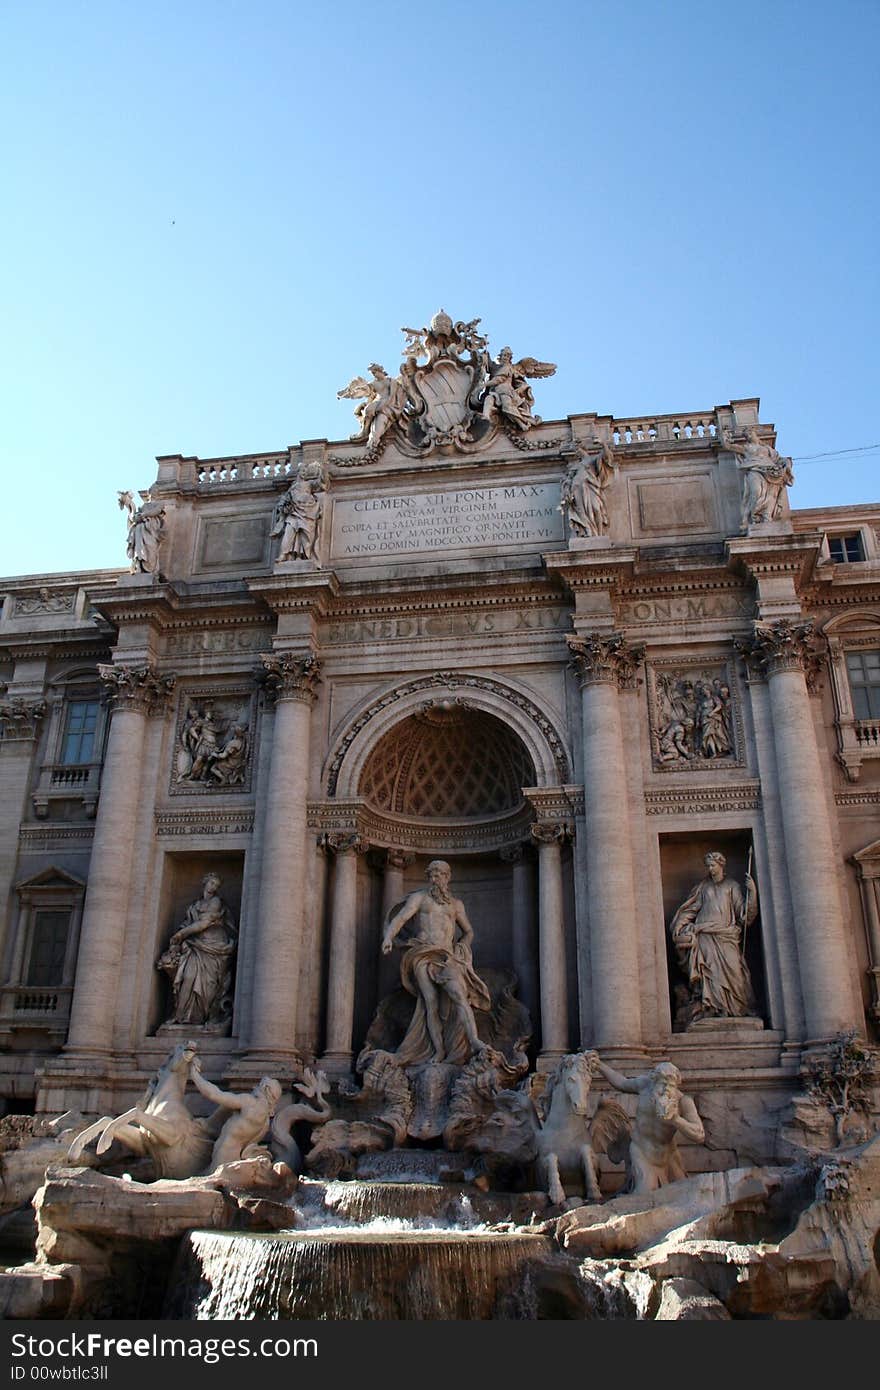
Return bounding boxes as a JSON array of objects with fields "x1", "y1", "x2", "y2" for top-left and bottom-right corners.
[
  {"x1": 68, "y1": 1039, "x2": 217, "y2": 1179},
  {"x1": 534, "y1": 1051, "x2": 630, "y2": 1205}
]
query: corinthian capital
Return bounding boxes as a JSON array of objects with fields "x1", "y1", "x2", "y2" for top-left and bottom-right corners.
[
  {"x1": 260, "y1": 652, "x2": 322, "y2": 704},
  {"x1": 735, "y1": 619, "x2": 825, "y2": 691},
  {"x1": 567, "y1": 632, "x2": 644, "y2": 689},
  {"x1": 0, "y1": 698, "x2": 47, "y2": 741},
  {"x1": 98, "y1": 663, "x2": 176, "y2": 714}
]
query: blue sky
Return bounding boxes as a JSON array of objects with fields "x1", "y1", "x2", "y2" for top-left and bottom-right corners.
[{"x1": 2, "y1": 0, "x2": 878, "y2": 577}]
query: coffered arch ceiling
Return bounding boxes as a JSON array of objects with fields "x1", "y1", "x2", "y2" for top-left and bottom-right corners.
[{"x1": 358, "y1": 705, "x2": 536, "y2": 820}]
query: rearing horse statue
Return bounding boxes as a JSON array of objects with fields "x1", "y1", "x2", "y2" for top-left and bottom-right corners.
[
  {"x1": 534, "y1": 1051, "x2": 629, "y2": 1206},
  {"x1": 68, "y1": 1039, "x2": 217, "y2": 1179}
]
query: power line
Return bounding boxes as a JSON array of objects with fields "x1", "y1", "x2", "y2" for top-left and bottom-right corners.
[{"x1": 792, "y1": 443, "x2": 880, "y2": 463}]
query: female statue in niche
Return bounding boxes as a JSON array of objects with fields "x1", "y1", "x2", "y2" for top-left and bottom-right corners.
[
  {"x1": 669, "y1": 850, "x2": 757, "y2": 1021},
  {"x1": 157, "y1": 873, "x2": 237, "y2": 1030}
]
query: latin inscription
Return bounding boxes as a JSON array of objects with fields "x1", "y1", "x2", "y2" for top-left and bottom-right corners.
[
  {"x1": 619, "y1": 594, "x2": 753, "y2": 624},
  {"x1": 328, "y1": 607, "x2": 570, "y2": 644},
  {"x1": 330, "y1": 483, "x2": 563, "y2": 559}
]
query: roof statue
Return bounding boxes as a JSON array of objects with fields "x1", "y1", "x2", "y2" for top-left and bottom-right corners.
[{"x1": 337, "y1": 309, "x2": 556, "y2": 463}]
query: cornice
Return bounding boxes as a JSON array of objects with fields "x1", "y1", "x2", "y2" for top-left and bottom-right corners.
[
  {"x1": 307, "y1": 797, "x2": 535, "y2": 854},
  {"x1": 835, "y1": 789, "x2": 880, "y2": 807},
  {"x1": 19, "y1": 824, "x2": 96, "y2": 847},
  {"x1": 246, "y1": 571, "x2": 340, "y2": 616},
  {"x1": 725, "y1": 533, "x2": 822, "y2": 591},
  {"x1": 544, "y1": 550, "x2": 638, "y2": 591}
]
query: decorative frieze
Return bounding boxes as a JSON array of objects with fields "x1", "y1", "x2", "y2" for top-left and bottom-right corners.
[
  {"x1": 155, "y1": 808, "x2": 255, "y2": 837},
  {"x1": 644, "y1": 782, "x2": 761, "y2": 816},
  {"x1": 97, "y1": 663, "x2": 176, "y2": 715},
  {"x1": 13, "y1": 589, "x2": 75, "y2": 617},
  {"x1": 307, "y1": 798, "x2": 534, "y2": 855},
  {"x1": 259, "y1": 652, "x2": 322, "y2": 704},
  {"x1": 0, "y1": 698, "x2": 46, "y2": 741},
  {"x1": 19, "y1": 824, "x2": 96, "y2": 848},
  {"x1": 165, "y1": 625, "x2": 273, "y2": 658},
  {"x1": 647, "y1": 661, "x2": 744, "y2": 772},
  {"x1": 567, "y1": 632, "x2": 644, "y2": 689}
]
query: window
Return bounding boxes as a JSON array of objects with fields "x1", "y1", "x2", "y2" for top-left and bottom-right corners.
[
  {"x1": 0, "y1": 867, "x2": 85, "y2": 1043},
  {"x1": 846, "y1": 650, "x2": 880, "y2": 720},
  {"x1": 60, "y1": 699, "x2": 99, "y2": 764},
  {"x1": 25, "y1": 910, "x2": 71, "y2": 986},
  {"x1": 828, "y1": 533, "x2": 865, "y2": 564}
]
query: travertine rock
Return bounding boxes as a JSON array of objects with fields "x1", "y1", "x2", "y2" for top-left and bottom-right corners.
[{"x1": 655, "y1": 1278, "x2": 731, "y2": 1320}]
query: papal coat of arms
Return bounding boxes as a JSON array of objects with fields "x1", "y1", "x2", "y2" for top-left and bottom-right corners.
[{"x1": 337, "y1": 310, "x2": 556, "y2": 464}]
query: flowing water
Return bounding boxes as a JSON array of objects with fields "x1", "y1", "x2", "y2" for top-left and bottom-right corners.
[
  {"x1": 168, "y1": 1227, "x2": 553, "y2": 1320},
  {"x1": 166, "y1": 1176, "x2": 553, "y2": 1320}
]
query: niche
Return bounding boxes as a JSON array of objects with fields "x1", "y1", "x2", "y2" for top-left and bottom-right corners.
[
  {"x1": 150, "y1": 852, "x2": 244, "y2": 1037},
  {"x1": 659, "y1": 831, "x2": 767, "y2": 1031}
]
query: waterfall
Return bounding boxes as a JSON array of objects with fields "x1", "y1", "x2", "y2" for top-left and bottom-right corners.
[{"x1": 168, "y1": 1229, "x2": 553, "y2": 1320}]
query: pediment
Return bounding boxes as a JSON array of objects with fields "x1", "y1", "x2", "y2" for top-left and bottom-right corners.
[
  {"x1": 15, "y1": 865, "x2": 87, "y2": 892},
  {"x1": 852, "y1": 839, "x2": 880, "y2": 870}
]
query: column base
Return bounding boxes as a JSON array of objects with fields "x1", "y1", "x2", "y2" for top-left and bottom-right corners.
[
  {"x1": 319, "y1": 1050, "x2": 355, "y2": 1078},
  {"x1": 536, "y1": 1048, "x2": 569, "y2": 1073},
  {"x1": 226, "y1": 1050, "x2": 305, "y2": 1080}
]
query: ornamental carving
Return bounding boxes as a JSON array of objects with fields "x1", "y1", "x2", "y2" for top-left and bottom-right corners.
[
  {"x1": 13, "y1": 589, "x2": 75, "y2": 617},
  {"x1": 647, "y1": 662, "x2": 744, "y2": 772},
  {"x1": 259, "y1": 652, "x2": 322, "y2": 704},
  {"x1": 171, "y1": 690, "x2": 254, "y2": 795},
  {"x1": 735, "y1": 619, "x2": 826, "y2": 692},
  {"x1": 0, "y1": 698, "x2": 47, "y2": 741},
  {"x1": 530, "y1": 821, "x2": 573, "y2": 846},
  {"x1": 336, "y1": 310, "x2": 556, "y2": 464},
  {"x1": 98, "y1": 663, "x2": 176, "y2": 714},
  {"x1": 322, "y1": 832, "x2": 367, "y2": 856},
  {"x1": 567, "y1": 633, "x2": 644, "y2": 689}
]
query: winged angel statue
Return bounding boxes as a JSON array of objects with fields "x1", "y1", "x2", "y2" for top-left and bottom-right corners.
[{"x1": 337, "y1": 310, "x2": 555, "y2": 462}]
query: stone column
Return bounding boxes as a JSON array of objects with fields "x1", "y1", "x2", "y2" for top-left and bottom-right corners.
[
  {"x1": 740, "y1": 621, "x2": 861, "y2": 1040},
  {"x1": 855, "y1": 870, "x2": 880, "y2": 1026},
  {"x1": 66, "y1": 664, "x2": 175, "y2": 1055},
  {"x1": 246, "y1": 653, "x2": 321, "y2": 1064},
  {"x1": 500, "y1": 843, "x2": 537, "y2": 1015},
  {"x1": 381, "y1": 849, "x2": 414, "y2": 924},
  {"x1": 322, "y1": 832, "x2": 367, "y2": 1070},
  {"x1": 0, "y1": 697, "x2": 47, "y2": 977},
  {"x1": 531, "y1": 824, "x2": 570, "y2": 1061},
  {"x1": 568, "y1": 633, "x2": 644, "y2": 1051}
]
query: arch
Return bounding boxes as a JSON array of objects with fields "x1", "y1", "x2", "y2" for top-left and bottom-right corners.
[
  {"x1": 325, "y1": 671, "x2": 571, "y2": 799},
  {"x1": 821, "y1": 610, "x2": 880, "y2": 636}
]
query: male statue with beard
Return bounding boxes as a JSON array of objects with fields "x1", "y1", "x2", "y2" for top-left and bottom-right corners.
[
  {"x1": 381, "y1": 860, "x2": 491, "y2": 1066},
  {"x1": 590, "y1": 1057, "x2": 705, "y2": 1193}
]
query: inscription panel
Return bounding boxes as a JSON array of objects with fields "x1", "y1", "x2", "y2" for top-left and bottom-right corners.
[
  {"x1": 197, "y1": 514, "x2": 271, "y2": 571},
  {"x1": 330, "y1": 482, "x2": 563, "y2": 559},
  {"x1": 629, "y1": 472, "x2": 718, "y2": 538}
]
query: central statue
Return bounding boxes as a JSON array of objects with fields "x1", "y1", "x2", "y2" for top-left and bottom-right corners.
[{"x1": 381, "y1": 860, "x2": 491, "y2": 1066}]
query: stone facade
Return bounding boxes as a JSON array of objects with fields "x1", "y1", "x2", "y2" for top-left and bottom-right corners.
[{"x1": 1, "y1": 316, "x2": 879, "y2": 1175}]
